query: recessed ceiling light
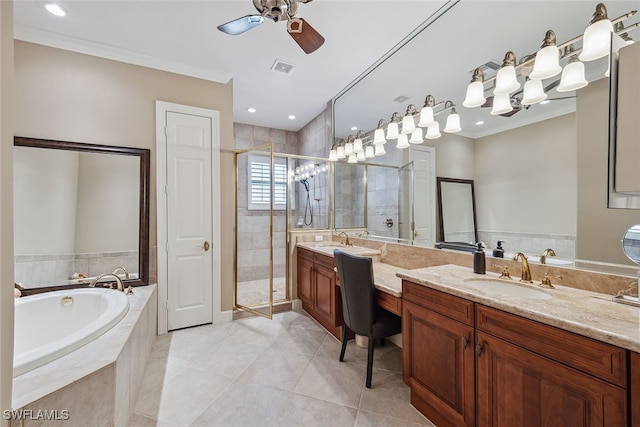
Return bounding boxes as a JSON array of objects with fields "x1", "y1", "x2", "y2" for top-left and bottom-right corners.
[
  {"x1": 247, "y1": 108, "x2": 256, "y2": 113},
  {"x1": 351, "y1": 126, "x2": 358, "y2": 131},
  {"x1": 44, "y1": 2, "x2": 67, "y2": 17},
  {"x1": 288, "y1": 115, "x2": 296, "y2": 120},
  {"x1": 540, "y1": 100, "x2": 551, "y2": 105},
  {"x1": 475, "y1": 120, "x2": 484, "y2": 126}
]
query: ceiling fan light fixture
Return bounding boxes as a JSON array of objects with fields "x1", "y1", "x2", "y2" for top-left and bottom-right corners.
[
  {"x1": 530, "y1": 30, "x2": 562, "y2": 80},
  {"x1": 557, "y1": 56, "x2": 588, "y2": 92},
  {"x1": 494, "y1": 51, "x2": 521, "y2": 95},
  {"x1": 490, "y1": 93, "x2": 513, "y2": 115},
  {"x1": 580, "y1": 3, "x2": 614, "y2": 61},
  {"x1": 463, "y1": 69, "x2": 486, "y2": 108},
  {"x1": 521, "y1": 78, "x2": 548, "y2": 105}
]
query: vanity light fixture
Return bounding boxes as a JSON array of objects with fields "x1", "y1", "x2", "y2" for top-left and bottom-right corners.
[
  {"x1": 443, "y1": 101, "x2": 461, "y2": 133},
  {"x1": 365, "y1": 145, "x2": 375, "y2": 159},
  {"x1": 557, "y1": 55, "x2": 588, "y2": 92},
  {"x1": 347, "y1": 153, "x2": 357, "y2": 164},
  {"x1": 396, "y1": 133, "x2": 410, "y2": 149},
  {"x1": 353, "y1": 130, "x2": 364, "y2": 154},
  {"x1": 521, "y1": 77, "x2": 548, "y2": 105},
  {"x1": 417, "y1": 95, "x2": 436, "y2": 127},
  {"x1": 336, "y1": 140, "x2": 346, "y2": 159},
  {"x1": 580, "y1": 3, "x2": 614, "y2": 61},
  {"x1": 401, "y1": 104, "x2": 417, "y2": 134},
  {"x1": 328, "y1": 141, "x2": 338, "y2": 162},
  {"x1": 490, "y1": 92, "x2": 513, "y2": 115},
  {"x1": 344, "y1": 135, "x2": 354, "y2": 156},
  {"x1": 374, "y1": 143, "x2": 386, "y2": 156},
  {"x1": 385, "y1": 112, "x2": 402, "y2": 140},
  {"x1": 462, "y1": 68, "x2": 486, "y2": 108},
  {"x1": 44, "y1": 2, "x2": 67, "y2": 17},
  {"x1": 493, "y1": 51, "x2": 521, "y2": 95},
  {"x1": 356, "y1": 149, "x2": 366, "y2": 161},
  {"x1": 409, "y1": 128, "x2": 424, "y2": 144},
  {"x1": 530, "y1": 30, "x2": 562, "y2": 80},
  {"x1": 425, "y1": 122, "x2": 441, "y2": 140},
  {"x1": 373, "y1": 119, "x2": 387, "y2": 144}
]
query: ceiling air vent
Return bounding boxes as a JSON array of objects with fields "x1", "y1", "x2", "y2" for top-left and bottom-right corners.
[
  {"x1": 393, "y1": 95, "x2": 410, "y2": 103},
  {"x1": 271, "y1": 59, "x2": 294, "y2": 74}
]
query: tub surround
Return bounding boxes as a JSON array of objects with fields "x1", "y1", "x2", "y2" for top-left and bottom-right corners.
[{"x1": 12, "y1": 285, "x2": 157, "y2": 427}]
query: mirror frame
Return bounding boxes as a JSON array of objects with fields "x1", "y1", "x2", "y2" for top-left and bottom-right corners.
[
  {"x1": 436, "y1": 177, "x2": 478, "y2": 244},
  {"x1": 14, "y1": 136, "x2": 150, "y2": 292}
]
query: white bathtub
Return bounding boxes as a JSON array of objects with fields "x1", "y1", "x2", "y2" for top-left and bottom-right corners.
[{"x1": 13, "y1": 288, "x2": 130, "y2": 377}]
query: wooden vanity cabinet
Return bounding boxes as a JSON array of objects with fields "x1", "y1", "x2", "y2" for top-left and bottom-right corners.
[
  {"x1": 403, "y1": 280, "x2": 629, "y2": 427},
  {"x1": 296, "y1": 247, "x2": 343, "y2": 339}
]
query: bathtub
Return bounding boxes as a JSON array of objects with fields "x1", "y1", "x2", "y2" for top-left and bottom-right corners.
[{"x1": 13, "y1": 288, "x2": 130, "y2": 377}]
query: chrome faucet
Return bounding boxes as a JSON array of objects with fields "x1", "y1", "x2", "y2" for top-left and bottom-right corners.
[
  {"x1": 111, "y1": 266, "x2": 130, "y2": 279},
  {"x1": 89, "y1": 273, "x2": 125, "y2": 292},
  {"x1": 357, "y1": 230, "x2": 370, "y2": 239},
  {"x1": 512, "y1": 252, "x2": 533, "y2": 283},
  {"x1": 540, "y1": 248, "x2": 556, "y2": 265},
  {"x1": 338, "y1": 231, "x2": 351, "y2": 246}
]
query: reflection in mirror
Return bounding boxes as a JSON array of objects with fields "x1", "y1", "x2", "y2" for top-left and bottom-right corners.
[
  {"x1": 437, "y1": 178, "x2": 478, "y2": 244},
  {"x1": 14, "y1": 137, "x2": 150, "y2": 290},
  {"x1": 622, "y1": 225, "x2": 640, "y2": 265}
]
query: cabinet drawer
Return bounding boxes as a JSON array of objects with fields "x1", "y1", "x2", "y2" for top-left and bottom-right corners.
[
  {"x1": 314, "y1": 252, "x2": 335, "y2": 269},
  {"x1": 476, "y1": 305, "x2": 627, "y2": 387},
  {"x1": 298, "y1": 247, "x2": 313, "y2": 261},
  {"x1": 403, "y1": 280, "x2": 474, "y2": 326}
]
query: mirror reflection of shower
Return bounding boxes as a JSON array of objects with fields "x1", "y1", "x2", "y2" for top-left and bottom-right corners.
[{"x1": 293, "y1": 161, "x2": 328, "y2": 229}]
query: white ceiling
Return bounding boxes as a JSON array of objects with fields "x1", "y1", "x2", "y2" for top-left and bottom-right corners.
[{"x1": 13, "y1": 0, "x2": 449, "y2": 132}]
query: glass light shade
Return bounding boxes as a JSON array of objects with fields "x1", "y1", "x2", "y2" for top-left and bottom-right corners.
[
  {"x1": 328, "y1": 149, "x2": 338, "y2": 161},
  {"x1": 580, "y1": 19, "x2": 614, "y2": 61},
  {"x1": 409, "y1": 128, "x2": 423, "y2": 144},
  {"x1": 386, "y1": 122, "x2": 399, "y2": 140},
  {"x1": 396, "y1": 134, "x2": 409, "y2": 149},
  {"x1": 353, "y1": 138, "x2": 363, "y2": 153},
  {"x1": 365, "y1": 146, "x2": 375, "y2": 159},
  {"x1": 521, "y1": 79, "x2": 547, "y2": 105},
  {"x1": 417, "y1": 106, "x2": 435, "y2": 127},
  {"x1": 401, "y1": 115, "x2": 416, "y2": 134},
  {"x1": 344, "y1": 142, "x2": 353, "y2": 156},
  {"x1": 336, "y1": 146, "x2": 346, "y2": 159},
  {"x1": 374, "y1": 143, "x2": 386, "y2": 156},
  {"x1": 529, "y1": 45, "x2": 562, "y2": 80},
  {"x1": 463, "y1": 81, "x2": 486, "y2": 108},
  {"x1": 347, "y1": 154, "x2": 357, "y2": 164},
  {"x1": 490, "y1": 93, "x2": 513, "y2": 115},
  {"x1": 425, "y1": 122, "x2": 441, "y2": 139},
  {"x1": 356, "y1": 150, "x2": 366, "y2": 161},
  {"x1": 557, "y1": 60, "x2": 588, "y2": 92},
  {"x1": 444, "y1": 112, "x2": 461, "y2": 133},
  {"x1": 493, "y1": 65, "x2": 520, "y2": 95},
  {"x1": 373, "y1": 128, "x2": 386, "y2": 144}
]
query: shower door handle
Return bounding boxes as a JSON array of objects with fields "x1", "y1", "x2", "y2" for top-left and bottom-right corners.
[{"x1": 202, "y1": 241, "x2": 210, "y2": 251}]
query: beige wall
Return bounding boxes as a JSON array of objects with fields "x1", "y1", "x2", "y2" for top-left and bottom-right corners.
[
  {"x1": 13, "y1": 41, "x2": 236, "y2": 309},
  {"x1": 1, "y1": 1, "x2": 13, "y2": 421},
  {"x1": 576, "y1": 78, "x2": 639, "y2": 265}
]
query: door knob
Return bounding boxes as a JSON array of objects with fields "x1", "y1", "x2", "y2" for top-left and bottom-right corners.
[
  {"x1": 202, "y1": 241, "x2": 210, "y2": 251},
  {"x1": 414, "y1": 230, "x2": 419, "y2": 238}
]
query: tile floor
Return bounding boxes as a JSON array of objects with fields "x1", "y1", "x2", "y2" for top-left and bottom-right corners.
[{"x1": 130, "y1": 310, "x2": 435, "y2": 427}]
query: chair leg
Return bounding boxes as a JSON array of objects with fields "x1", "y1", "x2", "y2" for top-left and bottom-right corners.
[
  {"x1": 339, "y1": 325, "x2": 349, "y2": 362},
  {"x1": 366, "y1": 336, "x2": 374, "y2": 388}
]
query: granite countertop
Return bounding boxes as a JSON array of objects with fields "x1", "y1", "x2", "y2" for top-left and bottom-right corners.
[
  {"x1": 397, "y1": 264, "x2": 640, "y2": 353},
  {"x1": 296, "y1": 242, "x2": 401, "y2": 297}
]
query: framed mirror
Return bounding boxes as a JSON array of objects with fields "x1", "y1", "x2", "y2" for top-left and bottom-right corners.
[
  {"x1": 437, "y1": 177, "x2": 478, "y2": 244},
  {"x1": 14, "y1": 137, "x2": 150, "y2": 291}
]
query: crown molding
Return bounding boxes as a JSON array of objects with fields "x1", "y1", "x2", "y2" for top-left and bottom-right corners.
[{"x1": 14, "y1": 25, "x2": 232, "y2": 84}]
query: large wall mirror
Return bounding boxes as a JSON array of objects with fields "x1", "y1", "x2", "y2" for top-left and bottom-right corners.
[
  {"x1": 14, "y1": 137, "x2": 150, "y2": 291},
  {"x1": 437, "y1": 178, "x2": 477, "y2": 244},
  {"x1": 332, "y1": 1, "x2": 640, "y2": 270}
]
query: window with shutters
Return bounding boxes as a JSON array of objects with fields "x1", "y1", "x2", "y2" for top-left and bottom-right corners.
[{"x1": 248, "y1": 155, "x2": 289, "y2": 210}]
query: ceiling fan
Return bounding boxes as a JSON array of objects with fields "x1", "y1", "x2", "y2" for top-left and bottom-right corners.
[{"x1": 217, "y1": 0, "x2": 325, "y2": 54}]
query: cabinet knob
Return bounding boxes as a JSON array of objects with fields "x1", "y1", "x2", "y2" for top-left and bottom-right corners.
[
  {"x1": 475, "y1": 343, "x2": 484, "y2": 357},
  {"x1": 462, "y1": 335, "x2": 469, "y2": 349}
]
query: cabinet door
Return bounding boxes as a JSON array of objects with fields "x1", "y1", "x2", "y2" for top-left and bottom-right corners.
[
  {"x1": 314, "y1": 262, "x2": 336, "y2": 324},
  {"x1": 476, "y1": 331, "x2": 627, "y2": 427},
  {"x1": 297, "y1": 251, "x2": 314, "y2": 308},
  {"x1": 403, "y1": 299, "x2": 475, "y2": 427}
]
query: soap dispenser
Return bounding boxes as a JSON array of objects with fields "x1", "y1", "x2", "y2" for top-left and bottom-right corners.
[
  {"x1": 473, "y1": 243, "x2": 486, "y2": 274},
  {"x1": 493, "y1": 241, "x2": 505, "y2": 258}
]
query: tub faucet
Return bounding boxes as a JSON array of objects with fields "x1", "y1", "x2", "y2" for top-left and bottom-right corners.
[
  {"x1": 89, "y1": 273, "x2": 125, "y2": 292},
  {"x1": 338, "y1": 231, "x2": 351, "y2": 246},
  {"x1": 111, "y1": 266, "x2": 130, "y2": 279},
  {"x1": 540, "y1": 248, "x2": 556, "y2": 265},
  {"x1": 512, "y1": 252, "x2": 533, "y2": 283}
]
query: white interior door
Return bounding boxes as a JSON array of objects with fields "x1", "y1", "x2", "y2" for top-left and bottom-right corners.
[
  {"x1": 165, "y1": 111, "x2": 213, "y2": 331},
  {"x1": 410, "y1": 146, "x2": 436, "y2": 247}
]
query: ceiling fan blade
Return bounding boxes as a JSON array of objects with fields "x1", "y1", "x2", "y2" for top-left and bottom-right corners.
[
  {"x1": 287, "y1": 18, "x2": 325, "y2": 54},
  {"x1": 499, "y1": 108, "x2": 520, "y2": 117},
  {"x1": 217, "y1": 15, "x2": 264, "y2": 35},
  {"x1": 481, "y1": 96, "x2": 493, "y2": 108}
]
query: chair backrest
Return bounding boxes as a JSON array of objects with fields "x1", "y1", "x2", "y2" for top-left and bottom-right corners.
[{"x1": 333, "y1": 249, "x2": 376, "y2": 336}]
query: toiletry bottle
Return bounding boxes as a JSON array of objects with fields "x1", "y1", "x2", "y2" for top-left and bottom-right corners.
[
  {"x1": 473, "y1": 243, "x2": 486, "y2": 274},
  {"x1": 493, "y1": 241, "x2": 504, "y2": 258}
]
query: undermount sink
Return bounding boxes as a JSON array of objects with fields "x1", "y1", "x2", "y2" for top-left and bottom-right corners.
[{"x1": 463, "y1": 278, "x2": 553, "y2": 300}]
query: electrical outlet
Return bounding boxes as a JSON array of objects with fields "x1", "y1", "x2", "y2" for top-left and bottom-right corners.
[{"x1": 315, "y1": 235, "x2": 323, "y2": 242}]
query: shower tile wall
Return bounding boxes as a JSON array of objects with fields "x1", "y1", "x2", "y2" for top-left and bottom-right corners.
[{"x1": 234, "y1": 123, "x2": 298, "y2": 282}]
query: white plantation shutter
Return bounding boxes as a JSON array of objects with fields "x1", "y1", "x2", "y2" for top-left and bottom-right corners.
[{"x1": 248, "y1": 155, "x2": 288, "y2": 210}]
